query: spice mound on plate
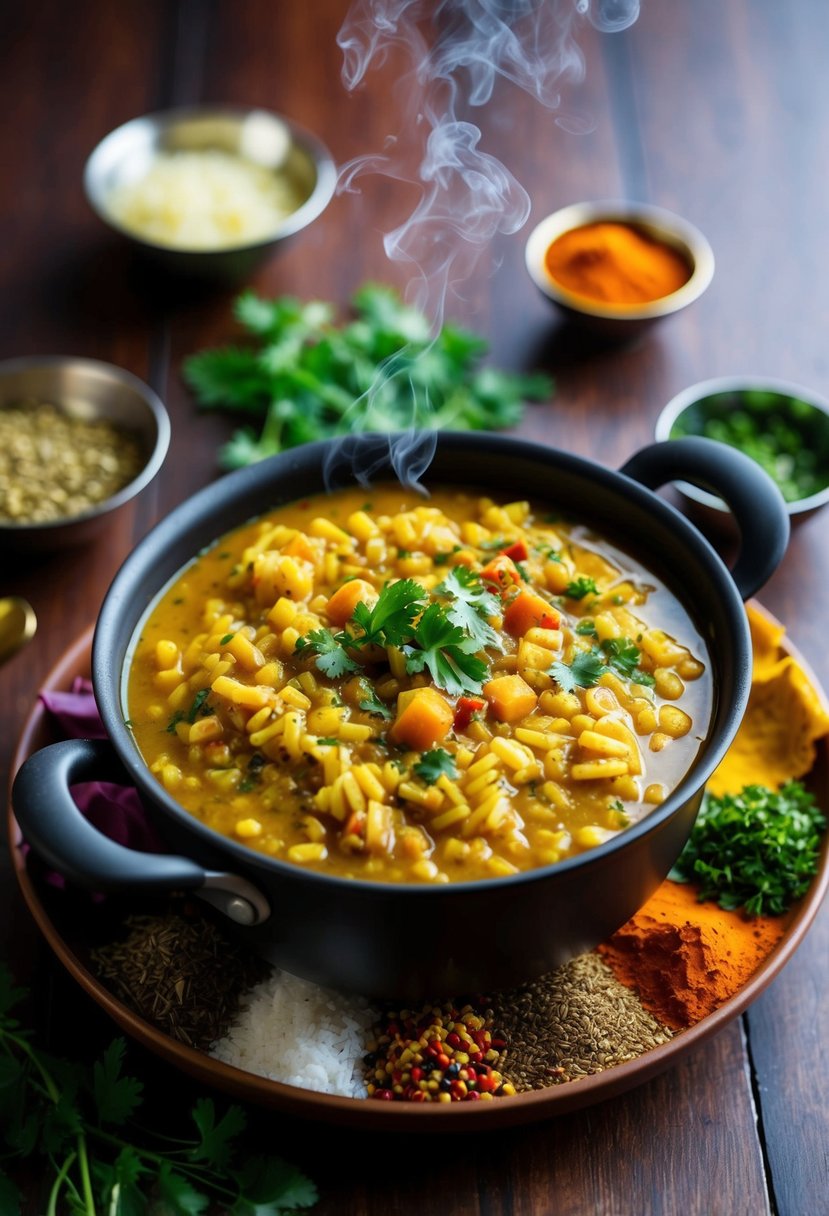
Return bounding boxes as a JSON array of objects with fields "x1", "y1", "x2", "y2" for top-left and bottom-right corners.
[
  {"x1": 544, "y1": 221, "x2": 692, "y2": 306},
  {"x1": 597, "y1": 880, "x2": 786, "y2": 1031},
  {"x1": 364, "y1": 1002, "x2": 515, "y2": 1102},
  {"x1": 492, "y1": 953, "x2": 673, "y2": 1089},
  {"x1": 91, "y1": 910, "x2": 269, "y2": 1052},
  {"x1": 0, "y1": 401, "x2": 143, "y2": 524}
]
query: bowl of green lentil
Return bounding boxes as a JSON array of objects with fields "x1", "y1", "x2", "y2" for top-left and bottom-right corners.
[
  {"x1": 655, "y1": 377, "x2": 829, "y2": 523},
  {"x1": 0, "y1": 356, "x2": 170, "y2": 551}
]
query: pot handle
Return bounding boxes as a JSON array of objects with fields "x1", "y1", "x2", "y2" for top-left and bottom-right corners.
[
  {"x1": 12, "y1": 737, "x2": 271, "y2": 926},
  {"x1": 620, "y1": 436, "x2": 790, "y2": 601}
]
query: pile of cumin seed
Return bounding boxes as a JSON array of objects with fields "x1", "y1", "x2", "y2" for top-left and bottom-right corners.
[
  {"x1": 90, "y1": 908, "x2": 270, "y2": 1051},
  {"x1": 491, "y1": 952, "x2": 674, "y2": 1090}
]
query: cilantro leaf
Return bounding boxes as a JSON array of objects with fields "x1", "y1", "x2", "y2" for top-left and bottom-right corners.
[
  {"x1": 565, "y1": 577, "x2": 598, "y2": 600},
  {"x1": 670, "y1": 781, "x2": 826, "y2": 915},
  {"x1": 294, "y1": 629, "x2": 360, "y2": 679},
  {"x1": 233, "y1": 1154, "x2": 319, "y2": 1213},
  {"x1": 359, "y1": 690, "x2": 394, "y2": 719},
  {"x1": 351, "y1": 579, "x2": 426, "y2": 647},
  {"x1": 189, "y1": 1098, "x2": 246, "y2": 1170},
  {"x1": 92, "y1": 1040, "x2": 143, "y2": 1126},
  {"x1": 601, "y1": 637, "x2": 655, "y2": 687},
  {"x1": 437, "y1": 566, "x2": 501, "y2": 651},
  {"x1": 412, "y1": 749, "x2": 458, "y2": 785},
  {"x1": 549, "y1": 649, "x2": 606, "y2": 692},
  {"x1": 157, "y1": 1161, "x2": 210, "y2": 1215},
  {"x1": 405, "y1": 603, "x2": 488, "y2": 696}
]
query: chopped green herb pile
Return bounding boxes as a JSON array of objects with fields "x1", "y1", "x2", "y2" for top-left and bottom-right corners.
[
  {"x1": 669, "y1": 389, "x2": 829, "y2": 503},
  {"x1": 669, "y1": 780, "x2": 826, "y2": 916},
  {"x1": 0, "y1": 966, "x2": 317, "y2": 1215},
  {"x1": 182, "y1": 284, "x2": 553, "y2": 469}
]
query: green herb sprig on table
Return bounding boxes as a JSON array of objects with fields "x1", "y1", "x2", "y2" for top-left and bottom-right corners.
[
  {"x1": 669, "y1": 781, "x2": 826, "y2": 916},
  {"x1": 0, "y1": 968, "x2": 317, "y2": 1215},
  {"x1": 183, "y1": 284, "x2": 553, "y2": 469}
]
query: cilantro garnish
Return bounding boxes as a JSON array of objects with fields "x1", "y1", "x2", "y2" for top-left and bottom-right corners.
[
  {"x1": 359, "y1": 690, "x2": 394, "y2": 719},
  {"x1": 601, "y1": 637, "x2": 655, "y2": 686},
  {"x1": 0, "y1": 971, "x2": 318, "y2": 1214},
  {"x1": 165, "y1": 710, "x2": 185, "y2": 734},
  {"x1": 565, "y1": 576, "x2": 599, "y2": 600},
  {"x1": 550, "y1": 636, "x2": 655, "y2": 692},
  {"x1": 296, "y1": 579, "x2": 490, "y2": 696},
  {"x1": 436, "y1": 566, "x2": 501, "y2": 651},
  {"x1": 404, "y1": 602, "x2": 489, "y2": 696},
  {"x1": 295, "y1": 629, "x2": 361, "y2": 679},
  {"x1": 219, "y1": 633, "x2": 235, "y2": 645},
  {"x1": 549, "y1": 650, "x2": 606, "y2": 692},
  {"x1": 187, "y1": 688, "x2": 214, "y2": 722},
  {"x1": 351, "y1": 579, "x2": 426, "y2": 647},
  {"x1": 412, "y1": 748, "x2": 458, "y2": 785},
  {"x1": 670, "y1": 781, "x2": 826, "y2": 916}
]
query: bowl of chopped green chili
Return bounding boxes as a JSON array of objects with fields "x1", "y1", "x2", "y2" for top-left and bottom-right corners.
[{"x1": 655, "y1": 377, "x2": 829, "y2": 521}]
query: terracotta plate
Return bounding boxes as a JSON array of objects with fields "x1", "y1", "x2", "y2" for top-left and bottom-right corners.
[{"x1": 8, "y1": 620, "x2": 829, "y2": 1132}]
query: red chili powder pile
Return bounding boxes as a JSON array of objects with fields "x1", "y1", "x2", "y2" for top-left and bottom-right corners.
[{"x1": 597, "y1": 880, "x2": 786, "y2": 1030}]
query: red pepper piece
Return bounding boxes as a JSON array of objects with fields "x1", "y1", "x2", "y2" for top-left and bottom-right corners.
[
  {"x1": 453, "y1": 695, "x2": 486, "y2": 732},
  {"x1": 501, "y1": 539, "x2": 528, "y2": 562}
]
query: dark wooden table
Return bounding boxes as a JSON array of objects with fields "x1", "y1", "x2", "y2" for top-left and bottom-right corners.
[{"x1": 2, "y1": 2, "x2": 828, "y2": 1212}]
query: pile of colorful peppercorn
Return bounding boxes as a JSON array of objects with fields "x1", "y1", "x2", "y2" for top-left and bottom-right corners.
[{"x1": 364, "y1": 1002, "x2": 516, "y2": 1102}]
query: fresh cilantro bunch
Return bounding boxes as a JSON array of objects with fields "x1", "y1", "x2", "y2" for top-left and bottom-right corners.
[
  {"x1": 669, "y1": 781, "x2": 826, "y2": 916},
  {"x1": 295, "y1": 576, "x2": 493, "y2": 697},
  {"x1": 0, "y1": 968, "x2": 317, "y2": 1215},
  {"x1": 183, "y1": 284, "x2": 552, "y2": 469},
  {"x1": 549, "y1": 636, "x2": 655, "y2": 693}
]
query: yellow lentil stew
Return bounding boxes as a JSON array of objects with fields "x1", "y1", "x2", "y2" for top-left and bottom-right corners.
[{"x1": 127, "y1": 486, "x2": 711, "y2": 884}]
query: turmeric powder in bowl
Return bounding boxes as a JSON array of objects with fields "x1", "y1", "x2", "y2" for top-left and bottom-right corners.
[
  {"x1": 544, "y1": 221, "x2": 692, "y2": 307},
  {"x1": 524, "y1": 202, "x2": 714, "y2": 337}
]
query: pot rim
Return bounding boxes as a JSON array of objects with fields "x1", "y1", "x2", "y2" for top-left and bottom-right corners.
[{"x1": 93, "y1": 432, "x2": 750, "y2": 895}]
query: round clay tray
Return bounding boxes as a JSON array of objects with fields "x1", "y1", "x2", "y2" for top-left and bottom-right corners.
[{"x1": 8, "y1": 619, "x2": 829, "y2": 1131}]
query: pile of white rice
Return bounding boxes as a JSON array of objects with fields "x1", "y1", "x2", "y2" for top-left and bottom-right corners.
[{"x1": 210, "y1": 970, "x2": 378, "y2": 1098}]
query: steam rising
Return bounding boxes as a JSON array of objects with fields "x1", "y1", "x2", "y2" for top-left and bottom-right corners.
[{"x1": 329, "y1": 0, "x2": 640, "y2": 488}]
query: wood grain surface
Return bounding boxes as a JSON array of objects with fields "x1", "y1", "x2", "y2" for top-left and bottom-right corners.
[{"x1": 1, "y1": 2, "x2": 827, "y2": 1212}]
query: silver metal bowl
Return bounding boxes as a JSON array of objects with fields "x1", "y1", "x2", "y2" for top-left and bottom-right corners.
[
  {"x1": 524, "y1": 200, "x2": 715, "y2": 340},
  {"x1": 84, "y1": 106, "x2": 337, "y2": 280},
  {"x1": 655, "y1": 375, "x2": 829, "y2": 524},
  {"x1": 0, "y1": 356, "x2": 170, "y2": 551}
]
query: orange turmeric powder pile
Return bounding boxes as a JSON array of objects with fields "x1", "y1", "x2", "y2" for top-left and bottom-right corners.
[
  {"x1": 597, "y1": 880, "x2": 785, "y2": 1030},
  {"x1": 544, "y1": 221, "x2": 692, "y2": 306}
]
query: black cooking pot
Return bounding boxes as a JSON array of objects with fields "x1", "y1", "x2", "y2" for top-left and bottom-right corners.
[{"x1": 12, "y1": 433, "x2": 789, "y2": 999}]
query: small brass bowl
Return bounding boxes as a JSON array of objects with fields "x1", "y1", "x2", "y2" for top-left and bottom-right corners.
[
  {"x1": 524, "y1": 200, "x2": 715, "y2": 340},
  {"x1": 0, "y1": 356, "x2": 170, "y2": 552},
  {"x1": 84, "y1": 106, "x2": 337, "y2": 280}
]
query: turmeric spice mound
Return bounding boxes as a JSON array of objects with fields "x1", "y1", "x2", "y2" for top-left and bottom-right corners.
[
  {"x1": 597, "y1": 880, "x2": 785, "y2": 1031},
  {"x1": 707, "y1": 603, "x2": 829, "y2": 798}
]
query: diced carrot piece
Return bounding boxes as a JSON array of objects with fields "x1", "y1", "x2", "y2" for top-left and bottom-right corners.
[
  {"x1": 483, "y1": 674, "x2": 538, "y2": 723},
  {"x1": 325, "y1": 578, "x2": 377, "y2": 626},
  {"x1": 282, "y1": 532, "x2": 317, "y2": 563},
  {"x1": 503, "y1": 590, "x2": 560, "y2": 636},
  {"x1": 501, "y1": 539, "x2": 528, "y2": 562},
  {"x1": 389, "y1": 687, "x2": 454, "y2": 750},
  {"x1": 480, "y1": 553, "x2": 522, "y2": 595}
]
